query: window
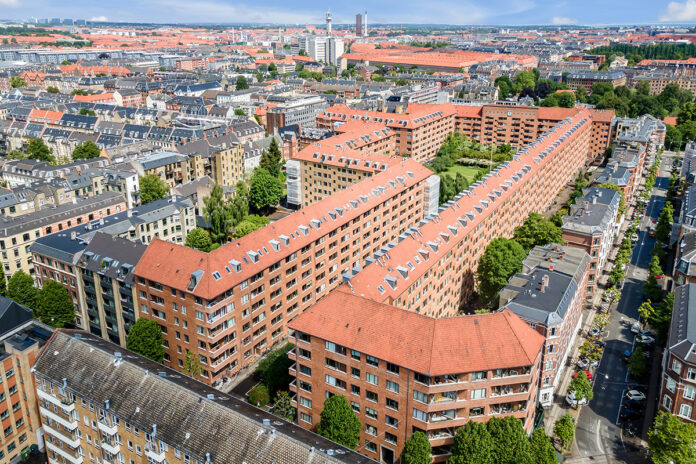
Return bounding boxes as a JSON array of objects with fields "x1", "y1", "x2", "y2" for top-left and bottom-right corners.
[
  {"x1": 680, "y1": 404, "x2": 693, "y2": 418},
  {"x1": 351, "y1": 367, "x2": 360, "y2": 378},
  {"x1": 663, "y1": 395, "x2": 673, "y2": 410},
  {"x1": 385, "y1": 415, "x2": 398, "y2": 427},
  {"x1": 351, "y1": 384, "x2": 360, "y2": 396},
  {"x1": 366, "y1": 390, "x2": 378, "y2": 402},
  {"x1": 351, "y1": 401, "x2": 360, "y2": 413},
  {"x1": 667, "y1": 377, "x2": 677, "y2": 393},
  {"x1": 685, "y1": 385, "x2": 696, "y2": 400},
  {"x1": 412, "y1": 408, "x2": 427, "y2": 422},
  {"x1": 366, "y1": 355, "x2": 379, "y2": 367},
  {"x1": 385, "y1": 432, "x2": 397, "y2": 445},
  {"x1": 364, "y1": 424, "x2": 377, "y2": 436},
  {"x1": 299, "y1": 365, "x2": 311, "y2": 376},
  {"x1": 300, "y1": 397, "x2": 312, "y2": 408},
  {"x1": 350, "y1": 350, "x2": 361, "y2": 361},
  {"x1": 673, "y1": 359, "x2": 683, "y2": 374},
  {"x1": 471, "y1": 388, "x2": 486, "y2": 400},
  {"x1": 386, "y1": 398, "x2": 399, "y2": 411},
  {"x1": 300, "y1": 412, "x2": 312, "y2": 424},
  {"x1": 365, "y1": 440, "x2": 377, "y2": 453},
  {"x1": 325, "y1": 357, "x2": 347, "y2": 373},
  {"x1": 386, "y1": 363, "x2": 399, "y2": 375},
  {"x1": 386, "y1": 380, "x2": 399, "y2": 393},
  {"x1": 325, "y1": 341, "x2": 346, "y2": 356},
  {"x1": 413, "y1": 390, "x2": 428, "y2": 403},
  {"x1": 325, "y1": 375, "x2": 346, "y2": 390},
  {"x1": 688, "y1": 368, "x2": 696, "y2": 381},
  {"x1": 300, "y1": 381, "x2": 312, "y2": 392},
  {"x1": 365, "y1": 407, "x2": 378, "y2": 419},
  {"x1": 471, "y1": 371, "x2": 486, "y2": 381},
  {"x1": 366, "y1": 373, "x2": 378, "y2": 385}
]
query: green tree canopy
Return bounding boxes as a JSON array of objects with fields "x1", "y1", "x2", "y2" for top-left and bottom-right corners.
[
  {"x1": 249, "y1": 384, "x2": 270, "y2": 407},
  {"x1": 249, "y1": 168, "x2": 283, "y2": 212},
  {"x1": 183, "y1": 350, "x2": 201, "y2": 377},
  {"x1": 568, "y1": 370, "x2": 594, "y2": 405},
  {"x1": 256, "y1": 343, "x2": 294, "y2": 394},
  {"x1": 554, "y1": 414, "x2": 576, "y2": 450},
  {"x1": 487, "y1": 416, "x2": 533, "y2": 464},
  {"x1": 260, "y1": 138, "x2": 282, "y2": 178},
  {"x1": 529, "y1": 427, "x2": 557, "y2": 464},
  {"x1": 512, "y1": 212, "x2": 564, "y2": 251},
  {"x1": 7, "y1": 270, "x2": 38, "y2": 309},
  {"x1": 655, "y1": 201, "x2": 674, "y2": 244},
  {"x1": 450, "y1": 420, "x2": 493, "y2": 464},
  {"x1": 477, "y1": 238, "x2": 527, "y2": 304},
  {"x1": 139, "y1": 174, "x2": 169, "y2": 205},
  {"x1": 203, "y1": 184, "x2": 234, "y2": 244},
  {"x1": 316, "y1": 394, "x2": 362, "y2": 449},
  {"x1": 185, "y1": 228, "x2": 213, "y2": 252},
  {"x1": 26, "y1": 138, "x2": 55, "y2": 163},
  {"x1": 230, "y1": 181, "x2": 250, "y2": 226},
  {"x1": 125, "y1": 318, "x2": 166, "y2": 363},
  {"x1": 46, "y1": 86, "x2": 59, "y2": 93},
  {"x1": 272, "y1": 391, "x2": 295, "y2": 421},
  {"x1": 78, "y1": 108, "x2": 96, "y2": 116},
  {"x1": 232, "y1": 214, "x2": 269, "y2": 239},
  {"x1": 36, "y1": 280, "x2": 74, "y2": 328},
  {"x1": 512, "y1": 70, "x2": 536, "y2": 94},
  {"x1": 10, "y1": 76, "x2": 26, "y2": 88},
  {"x1": 400, "y1": 431, "x2": 431, "y2": 464},
  {"x1": 648, "y1": 411, "x2": 696, "y2": 464},
  {"x1": 628, "y1": 346, "x2": 647, "y2": 378},
  {"x1": 235, "y1": 75, "x2": 249, "y2": 90},
  {"x1": 72, "y1": 140, "x2": 100, "y2": 160}
]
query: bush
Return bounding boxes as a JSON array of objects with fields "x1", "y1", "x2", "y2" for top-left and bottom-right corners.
[{"x1": 249, "y1": 384, "x2": 270, "y2": 407}]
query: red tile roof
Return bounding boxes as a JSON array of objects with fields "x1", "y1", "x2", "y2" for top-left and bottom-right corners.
[
  {"x1": 288, "y1": 289, "x2": 544, "y2": 375},
  {"x1": 134, "y1": 159, "x2": 434, "y2": 300}
]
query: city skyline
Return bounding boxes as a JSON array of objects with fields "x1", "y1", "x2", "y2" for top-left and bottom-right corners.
[{"x1": 2, "y1": 0, "x2": 696, "y2": 26}]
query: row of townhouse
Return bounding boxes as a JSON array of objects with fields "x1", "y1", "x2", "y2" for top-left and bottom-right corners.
[
  {"x1": 31, "y1": 330, "x2": 369, "y2": 464},
  {"x1": 30, "y1": 196, "x2": 195, "y2": 332},
  {"x1": 131, "y1": 159, "x2": 439, "y2": 386},
  {"x1": 344, "y1": 111, "x2": 593, "y2": 317}
]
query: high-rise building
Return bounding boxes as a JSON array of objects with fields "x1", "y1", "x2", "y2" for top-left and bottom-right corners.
[
  {"x1": 363, "y1": 11, "x2": 368, "y2": 36},
  {"x1": 326, "y1": 10, "x2": 332, "y2": 36},
  {"x1": 356, "y1": 13, "x2": 363, "y2": 36}
]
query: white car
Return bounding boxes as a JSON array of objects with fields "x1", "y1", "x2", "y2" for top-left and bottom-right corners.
[
  {"x1": 577, "y1": 358, "x2": 590, "y2": 369},
  {"x1": 625, "y1": 390, "x2": 646, "y2": 402},
  {"x1": 636, "y1": 334, "x2": 655, "y2": 344},
  {"x1": 566, "y1": 391, "x2": 588, "y2": 406},
  {"x1": 630, "y1": 322, "x2": 641, "y2": 334}
]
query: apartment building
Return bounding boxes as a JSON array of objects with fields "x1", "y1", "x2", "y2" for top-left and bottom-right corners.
[
  {"x1": 614, "y1": 115, "x2": 666, "y2": 159},
  {"x1": 345, "y1": 111, "x2": 593, "y2": 316},
  {"x1": 564, "y1": 71, "x2": 626, "y2": 91},
  {"x1": 267, "y1": 96, "x2": 330, "y2": 135},
  {"x1": 659, "y1": 283, "x2": 696, "y2": 423},
  {"x1": 175, "y1": 132, "x2": 247, "y2": 187},
  {"x1": 132, "y1": 160, "x2": 438, "y2": 386},
  {"x1": 316, "y1": 104, "x2": 457, "y2": 162},
  {"x1": 128, "y1": 151, "x2": 191, "y2": 189},
  {"x1": 453, "y1": 105, "x2": 614, "y2": 159},
  {"x1": 499, "y1": 245, "x2": 590, "y2": 406},
  {"x1": 32, "y1": 331, "x2": 371, "y2": 464},
  {"x1": 634, "y1": 72, "x2": 696, "y2": 96},
  {"x1": 561, "y1": 187, "x2": 622, "y2": 296},
  {"x1": 674, "y1": 231, "x2": 696, "y2": 286},
  {"x1": 1, "y1": 158, "x2": 109, "y2": 188},
  {"x1": 0, "y1": 298, "x2": 53, "y2": 463},
  {"x1": 30, "y1": 196, "x2": 195, "y2": 327},
  {"x1": 287, "y1": 289, "x2": 544, "y2": 463},
  {"x1": 0, "y1": 192, "x2": 125, "y2": 282},
  {"x1": 593, "y1": 144, "x2": 646, "y2": 203}
]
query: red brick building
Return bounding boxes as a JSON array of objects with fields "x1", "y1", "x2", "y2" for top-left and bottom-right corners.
[{"x1": 288, "y1": 289, "x2": 544, "y2": 463}]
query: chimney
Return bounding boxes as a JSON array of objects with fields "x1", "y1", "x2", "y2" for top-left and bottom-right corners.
[
  {"x1": 127, "y1": 209, "x2": 132, "y2": 217},
  {"x1": 152, "y1": 424, "x2": 157, "y2": 436},
  {"x1": 70, "y1": 231, "x2": 77, "y2": 240},
  {"x1": 592, "y1": 196, "x2": 597, "y2": 204},
  {"x1": 99, "y1": 217, "x2": 104, "y2": 226},
  {"x1": 540, "y1": 274, "x2": 549, "y2": 293},
  {"x1": 62, "y1": 378, "x2": 67, "y2": 389},
  {"x1": 105, "y1": 399, "x2": 110, "y2": 409}
]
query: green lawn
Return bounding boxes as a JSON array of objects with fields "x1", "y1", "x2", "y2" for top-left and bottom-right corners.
[{"x1": 439, "y1": 164, "x2": 485, "y2": 183}]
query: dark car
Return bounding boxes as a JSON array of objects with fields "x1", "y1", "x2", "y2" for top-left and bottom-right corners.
[{"x1": 620, "y1": 408, "x2": 641, "y2": 421}]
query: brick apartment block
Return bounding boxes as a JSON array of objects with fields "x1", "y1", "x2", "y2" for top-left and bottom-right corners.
[
  {"x1": 344, "y1": 110, "x2": 593, "y2": 317},
  {"x1": 133, "y1": 160, "x2": 438, "y2": 385},
  {"x1": 287, "y1": 289, "x2": 544, "y2": 463}
]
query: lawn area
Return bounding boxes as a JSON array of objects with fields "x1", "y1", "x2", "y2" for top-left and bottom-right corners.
[{"x1": 439, "y1": 164, "x2": 485, "y2": 183}]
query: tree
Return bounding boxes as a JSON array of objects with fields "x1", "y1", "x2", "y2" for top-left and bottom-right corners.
[
  {"x1": 6, "y1": 149, "x2": 25, "y2": 160},
  {"x1": 248, "y1": 384, "x2": 270, "y2": 407},
  {"x1": 26, "y1": 138, "x2": 55, "y2": 163},
  {"x1": 0, "y1": 274, "x2": 6, "y2": 297},
  {"x1": 203, "y1": 184, "x2": 233, "y2": 244},
  {"x1": 139, "y1": 174, "x2": 169, "y2": 205},
  {"x1": 249, "y1": 168, "x2": 283, "y2": 212},
  {"x1": 529, "y1": 427, "x2": 557, "y2": 464},
  {"x1": 125, "y1": 318, "x2": 166, "y2": 363},
  {"x1": 230, "y1": 182, "x2": 250, "y2": 226},
  {"x1": 649, "y1": 255, "x2": 664, "y2": 277},
  {"x1": 513, "y1": 212, "x2": 564, "y2": 251},
  {"x1": 72, "y1": 140, "x2": 100, "y2": 160},
  {"x1": 78, "y1": 108, "x2": 96, "y2": 116},
  {"x1": 439, "y1": 174, "x2": 456, "y2": 205},
  {"x1": 316, "y1": 394, "x2": 361, "y2": 449},
  {"x1": 234, "y1": 108, "x2": 246, "y2": 116},
  {"x1": 554, "y1": 414, "x2": 576, "y2": 450},
  {"x1": 260, "y1": 138, "x2": 282, "y2": 178},
  {"x1": 568, "y1": 370, "x2": 594, "y2": 405},
  {"x1": 46, "y1": 86, "x2": 59, "y2": 93},
  {"x1": 655, "y1": 201, "x2": 674, "y2": 244},
  {"x1": 557, "y1": 92, "x2": 576, "y2": 108},
  {"x1": 576, "y1": 85, "x2": 588, "y2": 103},
  {"x1": 256, "y1": 343, "x2": 294, "y2": 394},
  {"x1": 232, "y1": 215, "x2": 269, "y2": 239},
  {"x1": 450, "y1": 421, "x2": 493, "y2": 464},
  {"x1": 628, "y1": 346, "x2": 647, "y2": 378},
  {"x1": 235, "y1": 75, "x2": 249, "y2": 90},
  {"x1": 454, "y1": 172, "x2": 469, "y2": 193},
  {"x1": 272, "y1": 391, "x2": 295, "y2": 421},
  {"x1": 648, "y1": 411, "x2": 696, "y2": 464},
  {"x1": 71, "y1": 89, "x2": 88, "y2": 96},
  {"x1": 35, "y1": 280, "x2": 74, "y2": 328},
  {"x1": 183, "y1": 350, "x2": 201, "y2": 377},
  {"x1": 512, "y1": 70, "x2": 536, "y2": 94},
  {"x1": 477, "y1": 238, "x2": 527, "y2": 304},
  {"x1": 185, "y1": 228, "x2": 213, "y2": 251},
  {"x1": 10, "y1": 76, "x2": 26, "y2": 88},
  {"x1": 638, "y1": 300, "x2": 655, "y2": 323},
  {"x1": 401, "y1": 431, "x2": 431, "y2": 464},
  {"x1": 7, "y1": 271, "x2": 38, "y2": 309},
  {"x1": 487, "y1": 416, "x2": 532, "y2": 464}
]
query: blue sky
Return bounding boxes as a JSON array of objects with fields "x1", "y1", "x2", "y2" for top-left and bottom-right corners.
[{"x1": 0, "y1": 0, "x2": 695, "y2": 25}]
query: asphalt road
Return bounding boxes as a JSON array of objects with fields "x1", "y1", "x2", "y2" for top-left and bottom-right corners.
[{"x1": 573, "y1": 153, "x2": 673, "y2": 462}]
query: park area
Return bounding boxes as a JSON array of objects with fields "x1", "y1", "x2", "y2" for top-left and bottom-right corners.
[{"x1": 438, "y1": 164, "x2": 487, "y2": 184}]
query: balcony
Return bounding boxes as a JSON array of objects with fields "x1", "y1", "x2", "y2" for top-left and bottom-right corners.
[
  {"x1": 98, "y1": 419, "x2": 117, "y2": 435},
  {"x1": 43, "y1": 421, "x2": 80, "y2": 448},
  {"x1": 37, "y1": 389, "x2": 75, "y2": 413},
  {"x1": 145, "y1": 446, "x2": 165, "y2": 462},
  {"x1": 40, "y1": 405, "x2": 78, "y2": 431},
  {"x1": 46, "y1": 441, "x2": 83, "y2": 464},
  {"x1": 100, "y1": 439, "x2": 120, "y2": 455}
]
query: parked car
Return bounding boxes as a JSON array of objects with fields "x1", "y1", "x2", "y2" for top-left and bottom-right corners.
[
  {"x1": 631, "y1": 322, "x2": 641, "y2": 334},
  {"x1": 566, "y1": 391, "x2": 589, "y2": 406},
  {"x1": 640, "y1": 329, "x2": 656, "y2": 338},
  {"x1": 624, "y1": 399, "x2": 645, "y2": 410},
  {"x1": 577, "y1": 358, "x2": 590, "y2": 369},
  {"x1": 620, "y1": 408, "x2": 641, "y2": 421},
  {"x1": 625, "y1": 390, "x2": 646, "y2": 402},
  {"x1": 636, "y1": 334, "x2": 656, "y2": 345}
]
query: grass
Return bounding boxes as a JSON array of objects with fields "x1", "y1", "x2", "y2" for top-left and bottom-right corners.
[{"x1": 439, "y1": 164, "x2": 485, "y2": 183}]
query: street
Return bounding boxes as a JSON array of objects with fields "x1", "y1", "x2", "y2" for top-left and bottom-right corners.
[{"x1": 572, "y1": 153, "x2": 673, "y2": 462}]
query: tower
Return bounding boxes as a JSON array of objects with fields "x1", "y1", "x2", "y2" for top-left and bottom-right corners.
[
  {"x1": 326, "y1": 10, "x2": 332, "y2": 36},
  {"x1": 363, "y1": 11, "x2": 367, "y2": 36},
  {"x1": 356, "y1": 13, "x2": 362, "y2": 36}
]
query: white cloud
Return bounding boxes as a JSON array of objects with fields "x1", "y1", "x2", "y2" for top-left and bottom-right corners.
[
  {"x1": 551, "y1": 16, "x2": 577, "y2": 25},
  {"x1": 660, "y1": 0, "x2": 696, "y2": 21},
  {"x1": 0, "y1": 0, "x2": 20, "y2": 7},
  {"x1": 90, "y1": 16, "x2": 109, "y2": 22}
]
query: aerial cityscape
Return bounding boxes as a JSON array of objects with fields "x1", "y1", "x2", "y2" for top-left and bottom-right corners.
[{"x1": 3, "y1": 3, "x2": 696, "y2": 464}]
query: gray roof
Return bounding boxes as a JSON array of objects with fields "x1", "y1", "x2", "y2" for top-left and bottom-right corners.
[
  {"x1": 80, "y1": 232, "x2": 147, "y2": 284},
  {"x1": 669, "y1": 284, "x2": 696, "y2": 364},
  {"x1": 562, "y1": 187, "x2": 620, "y2": 236},
  {"x1": 137, "y1": 151, "x2": 189, "y2": 171},
  {"x1": 0, "y1": 296, "x2": 33, "y2": 339},
  {"x1": 33, "y1": 331, "x2": 375, "y2": 464}
]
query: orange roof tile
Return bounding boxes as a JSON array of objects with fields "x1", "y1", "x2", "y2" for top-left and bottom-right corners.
[{"x1": 288, "y1": 289, "x2": 544, "y2": 375}]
